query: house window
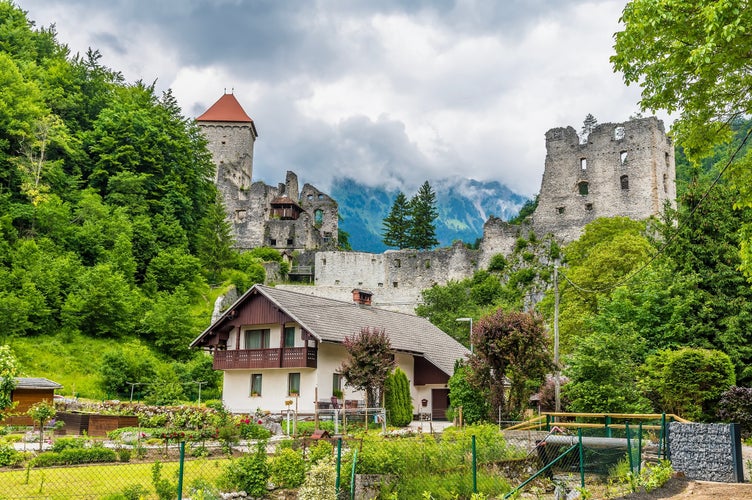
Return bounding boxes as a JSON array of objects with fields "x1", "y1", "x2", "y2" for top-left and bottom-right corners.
[
  {"x1": 578, "y1": 181, "x2": 589, "y2": 196},
  {"x1": 244, "y1": 329, "x2": 270, "y2": 349},
  {"x1": 284, "y1": 326, "x2": 296, "y2": 348},
  {"x1": 332, "y1": 373, "x2": 343, "y2": 393},
  {"x1": 250, "y1": 374, "x2": 262, "y2": 396},
  {"x1": 288, "y1": 373, "x2": 301, "y2": 396},
  {"x1": 621, "y1": 175, "x2": 629, "y2": 190},
  {"x1": 580, "y1": 158, "x2": 587, "y2": 170}
]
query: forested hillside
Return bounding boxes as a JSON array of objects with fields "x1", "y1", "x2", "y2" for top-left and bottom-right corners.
[{"x1": 0, "y1": 2, "x2": 271, "y2": 401}]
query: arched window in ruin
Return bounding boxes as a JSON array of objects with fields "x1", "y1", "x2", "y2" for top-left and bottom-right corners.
[
  {"x1": 314, "y1": 209, "x2": 324, "y2": 226},
  {"x1": 620, "y1": 175, "x2": 629, "y2": 190},
  {"x1": 578, "y1": 181, "x2": 589, "y2": 196},
  {"x1": 620, "y1": 150, "x2": 628, "y2": 164}
]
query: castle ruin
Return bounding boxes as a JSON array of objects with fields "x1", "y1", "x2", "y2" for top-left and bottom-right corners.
[{"x1": 196, "y1": 93, "x2": 338, "y2": 253}]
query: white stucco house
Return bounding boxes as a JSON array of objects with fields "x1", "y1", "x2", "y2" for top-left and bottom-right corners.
[{"x1": 190, "y1": 285, "x2": 470, "y2": 419}]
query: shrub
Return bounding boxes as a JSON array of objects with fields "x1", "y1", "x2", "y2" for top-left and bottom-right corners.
[
  {"x1": 151, "y1": 461, "x2": 176, "y2": 500},
  {"x1": 188, "y1": 479, "x2": 221, "y2": 500},
  {"x1": 0, "y1": 444, "x2": 22, "y2": 467},
  {"x1": 102, "y1": 484, "x2": 150, "y2": 500},
  {"x1": 51, "y1": 437, "x2": 87, "y2": 452},
  {"x1": 298, "y1": 457, "x2": 336, "y2": 500},
  {"x1": 385, "y1": 368, "x2": 413, "y2": 427},
  {"x1": 117, "y1": 447, "x2": 132, "y2": 462},
  {"x1": 218, "y1": 441, "x2": 269, "y2": 497},
  {"x1": 717, "y1": 386, "x2": 752, "y2": 438},
  {"x1": 269, "y1": 447, "x2": 306, "y2": 488},
  {"x1": 30, "y1": 447, "x2": 117, "y2": 467},
  {"x1": 487, "y1": 254, "x2": 507, "y2": 273},
  {"x1": 308, "y1": 440, "x2": 333, "y2": 465},
  {"x1": 238, "y1": 417, "x2": 272, "y2": 439}
]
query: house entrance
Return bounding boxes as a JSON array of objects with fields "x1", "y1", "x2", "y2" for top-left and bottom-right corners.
[{"x1": 431, "y1": 388, "x2": 450, "y2": 420}]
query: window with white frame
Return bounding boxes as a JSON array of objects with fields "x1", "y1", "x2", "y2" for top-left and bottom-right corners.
[{"x1": 250, "y1": 374, "x2": 262, "y2": 396}]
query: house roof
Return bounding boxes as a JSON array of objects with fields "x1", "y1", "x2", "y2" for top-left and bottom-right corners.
[
  {"x1": 196, "y1": 93, "x2": 256, "y2": 127},
  {"x1": 13, "y1": 378, "x2": 62, "y2": 390},
  {"x1": 192, "y1": 285, "x2": 470, "y2": 376}
]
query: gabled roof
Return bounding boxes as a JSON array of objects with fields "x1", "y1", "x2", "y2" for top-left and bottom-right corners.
[
  {"x1": 13, "y1": 378, "x2": 62, "y2": 390},
  {"x1": 196, "y1": 93, "x2": 255, "y2": 126},
  {"x1": 192, "y1": 285, "x2": 470, "y2": 376}
]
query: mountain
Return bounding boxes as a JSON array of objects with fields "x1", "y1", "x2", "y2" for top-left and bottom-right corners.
[{"x1": 331, "y1": 177, "x2": 529, "y2": 253}]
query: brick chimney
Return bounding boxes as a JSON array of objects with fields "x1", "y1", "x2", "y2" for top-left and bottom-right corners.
[{"x1": 351, "y1": 289, "x2": 373, "y2": 306}]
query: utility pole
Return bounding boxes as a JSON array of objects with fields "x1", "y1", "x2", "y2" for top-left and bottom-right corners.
[{"x1": 554, "y1": 265, "x2": 560, "y2": 412}]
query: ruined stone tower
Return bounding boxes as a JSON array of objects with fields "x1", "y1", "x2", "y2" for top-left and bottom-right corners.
[
  {"x1": 197, "y1": 93, "x2": 338, "y2": 252},
  {"x1": 531, "y1": 116, "x2": 676, "y2": 242}
]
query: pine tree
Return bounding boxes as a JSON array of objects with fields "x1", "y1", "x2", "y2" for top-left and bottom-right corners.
[
  {"x1": 407, "y1": 181, "x2": 439, "y2": 250},
  {"x1": 580, "y1": 113, "x2": 598, "y2": 143},
  {"x1": 382, "y1": 192, "x2": 411, "y2": 249}
]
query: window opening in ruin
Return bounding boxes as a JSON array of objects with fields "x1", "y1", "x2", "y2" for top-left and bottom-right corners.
[
  {"x1": 307, "y1": 194, "x2": 313, "y2": 201},
  {"x1": 620, "y1": 151, "x2": 628, "y2": 164},
  {"x1": 358, "y1": 281, "x2": 363, "y2": 286},
  {"x1": 578, "y1": 181, "x2": 589, "y2": 196},
  {"x1": 614, "y1": 126, "x2": 625, "y2": 140},
  {"x1": 322, "y1": 259, "x2": 326, "y2": 265},
  {"x1": 585, "y1": 203, "x2": 593, "y2": 211},
  {"x1": 286, "y1": 238, "x2": 293, "y2": 246},
  {"x1": 221, "y1": 141, "x2": 226, "y2": 145},
  {"x1": 424, "y1": 259, "x2": 431, "y2": 269},
  {"x1": 621, "y1": 175, "x2": 629, "y2": 190},
  {"x1": 270, "y1": 238, "x2": 277, "y2": 246},
  {"x1": 378, "y1": 283, "x2": 383, "y2": 287},
  {"x1": 580, "y1": 158, "x2": 587, "y2": 170},
  {"x1": 318, "y1": 194, "x2": 324, "y2": 200},
  {"x1": 314, "y1": 209, "x2": 324, "y2": 226},
  {"x1": 665, "y1": 152, "x2": 670, "y2": 167},
  {"x1": 663, "y1": 173, "x2": 668, "y2": 193},
  {"x1": 557, "y1": 207, "x2": 565, "y2": 215},
  {"x1": 335, "y1": 279, "x2": 340, "y2": 284},
  {"x1": 395, "y1": 259, "x2": 401, "y2": 268},
  {"x1": 371, "y1": 258, "x2": 376, "y2": 264},
  {"x1": 393, "y1": 282, "x2": 398, "y2": 288}
]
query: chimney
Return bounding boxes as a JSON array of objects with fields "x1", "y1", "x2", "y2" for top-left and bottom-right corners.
[{"x1": 351, "y1": 289, "x2": 373, "y2": 306}]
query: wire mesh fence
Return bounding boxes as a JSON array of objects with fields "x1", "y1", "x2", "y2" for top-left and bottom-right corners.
[{"x1": 0, "y1": 415, "x2": 675, "y2": 499}]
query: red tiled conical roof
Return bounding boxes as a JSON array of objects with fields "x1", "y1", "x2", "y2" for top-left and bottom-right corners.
[{"x1": 196, "y1": 93, "x2": 253, "y2": 123}]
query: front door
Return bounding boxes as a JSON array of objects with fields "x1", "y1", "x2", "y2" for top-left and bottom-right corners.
[{"x1": 431, "y1": 388, "x2": 450, "y2": 420}]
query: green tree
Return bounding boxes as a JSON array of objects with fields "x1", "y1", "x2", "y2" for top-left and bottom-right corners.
[
  {"x1": 139, "y1": 287, "x2": 196, "y2": 360},
  {"x1": 382, "y1": 192, "x2": 411, "y2": 249},
  {"x1": 470, "y1": 309, "x2": 552, "y2": 419},
  {"x1": 339, "y1": 327, "x2": 395, "y2": 407},
  {"x1": 384, "y1": 368, "x2": 412, "y2": 427},
  {"x1": 447, "y1": 362, "x2": 491, "y2": 425},
  {"x1": 407, "y1": 181, "x2": 439, "y2": 250},
  {"x1": 641, "y1": 347, "x2": 735, "y2": 421},
  {"x1": 580, "y1": 113, "x2": 598, "y2": 143},
  {"x1": 196, "y1": 194, "x2": 235, "y2": 283},
  {"x1": 0, "y1": 345, "x2": 19, "y2": 419},
  {"x1": 564, "y1": 328, "x2": 651, "y2": 414},
  {"x1": 611, "y1": 0, "x2": 752, "y2": 274},
  {"x1": 27, "y1": 400, "x2": 56, "y2": 451}
]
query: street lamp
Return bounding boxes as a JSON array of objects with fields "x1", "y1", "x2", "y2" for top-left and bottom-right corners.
[{"x1": 456, "y1": 318, "x2": 473, "y2": 353}]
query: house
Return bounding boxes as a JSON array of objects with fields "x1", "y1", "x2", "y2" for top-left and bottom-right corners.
[
  {"x1": 2, "y1": 377, "x2": 62, "y2": 426},
  {"x1": 190, "y1": 285, "x2": 470, "y2": 419}
]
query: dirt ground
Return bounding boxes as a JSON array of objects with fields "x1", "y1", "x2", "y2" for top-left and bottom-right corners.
[{"x1": 615, "y1": 444, "x2": 752, "y2": 500}]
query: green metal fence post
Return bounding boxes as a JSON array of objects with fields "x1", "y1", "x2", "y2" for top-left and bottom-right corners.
[
  {"x1": 638, "y1": 422, "x2": 643, "y2": 474},
  {"x1": 472, "y1": 434, "x2": 477, "y2": 494},
  {"x1": 626, "y1": 422, "x2": 634, "y2": 474},
  {"x1": 659, "y1": 413, "x2": 666, "y2": 459},
  {"x1": 336, "y1": 437, "x2": 342, "y2": 495},
  {"x1": 605, "y1": 415, "x2": 612, "y2": 438},
  {"x1": 578, "y1": 428, "x2": 585, "y2": 488},
  {"x1": 177, "y1": 441, "x2": 185, "y2": 500},
  {"x1": 350, "y1": 448, "x2": 358, "y2": 500}
]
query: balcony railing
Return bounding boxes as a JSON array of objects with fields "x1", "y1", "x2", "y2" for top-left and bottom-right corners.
[{"x1": 213, "y1": 347, "x2": 317, "y2": 370}]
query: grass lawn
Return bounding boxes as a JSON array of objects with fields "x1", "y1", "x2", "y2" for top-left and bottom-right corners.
[{"x1": 0, "y1": 458, "x2": 229, "y2": 499}]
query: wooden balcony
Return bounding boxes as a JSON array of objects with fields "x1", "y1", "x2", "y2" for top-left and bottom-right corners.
[{"x1": 213, "y1": 347, "x2": 317, "y2": 370}]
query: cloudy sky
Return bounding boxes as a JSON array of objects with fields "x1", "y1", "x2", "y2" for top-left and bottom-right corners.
[{"x1": 19, "y1": 0, "x2": 667, "y2": 197}]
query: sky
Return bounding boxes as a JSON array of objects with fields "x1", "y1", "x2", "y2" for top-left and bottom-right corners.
[{"x1": 19, "y1": 0, "x2": 668, "y2": 198}]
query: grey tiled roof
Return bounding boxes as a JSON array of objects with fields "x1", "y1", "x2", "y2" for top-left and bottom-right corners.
[
  {"x1": 13, "y1": 378, "x2": 62, "y2": 390},
  {"x1": 199, "y1": 284, "x2": 470, "y2": 376}
]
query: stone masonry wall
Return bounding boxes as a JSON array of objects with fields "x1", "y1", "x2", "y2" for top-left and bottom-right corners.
[{"x1": 667, "y1": 422, "x2": 744, "y2": 482}]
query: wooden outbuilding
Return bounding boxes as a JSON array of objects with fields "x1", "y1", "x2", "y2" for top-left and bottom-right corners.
[{"x1": 2, "y1": 377, "x2": 62, "y2": 426}]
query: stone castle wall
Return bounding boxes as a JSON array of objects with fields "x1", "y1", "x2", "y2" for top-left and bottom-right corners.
[{"x1": 531, "y1": 117, "x2": 676, "y2": 242}]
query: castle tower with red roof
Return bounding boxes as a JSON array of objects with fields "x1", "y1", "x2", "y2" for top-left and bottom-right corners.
[{"x1": 196, "y1": 92, "x2": 258, "y2": 194}]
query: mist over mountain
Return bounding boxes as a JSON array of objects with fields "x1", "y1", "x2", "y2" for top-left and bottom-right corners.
[{"x1": 332, "y1": 177, "x2": 529, "y2": 253}]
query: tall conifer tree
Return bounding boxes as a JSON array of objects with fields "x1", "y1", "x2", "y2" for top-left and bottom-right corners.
[
  {"x1": 408, "y1": 181, "x2": 439, "y2": 250},
  {"x1": 382, "y1": 191, "x2": 411, "y2": 249}
]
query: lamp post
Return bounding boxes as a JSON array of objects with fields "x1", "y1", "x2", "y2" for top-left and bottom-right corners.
[{"x1": 456, "y1": 318, "x2": 473, "y2": 353}]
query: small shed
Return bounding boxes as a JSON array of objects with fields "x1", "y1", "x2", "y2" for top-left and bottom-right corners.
[{"x1": 2, "y1": 377, "x2": 62, "y2": 426}]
